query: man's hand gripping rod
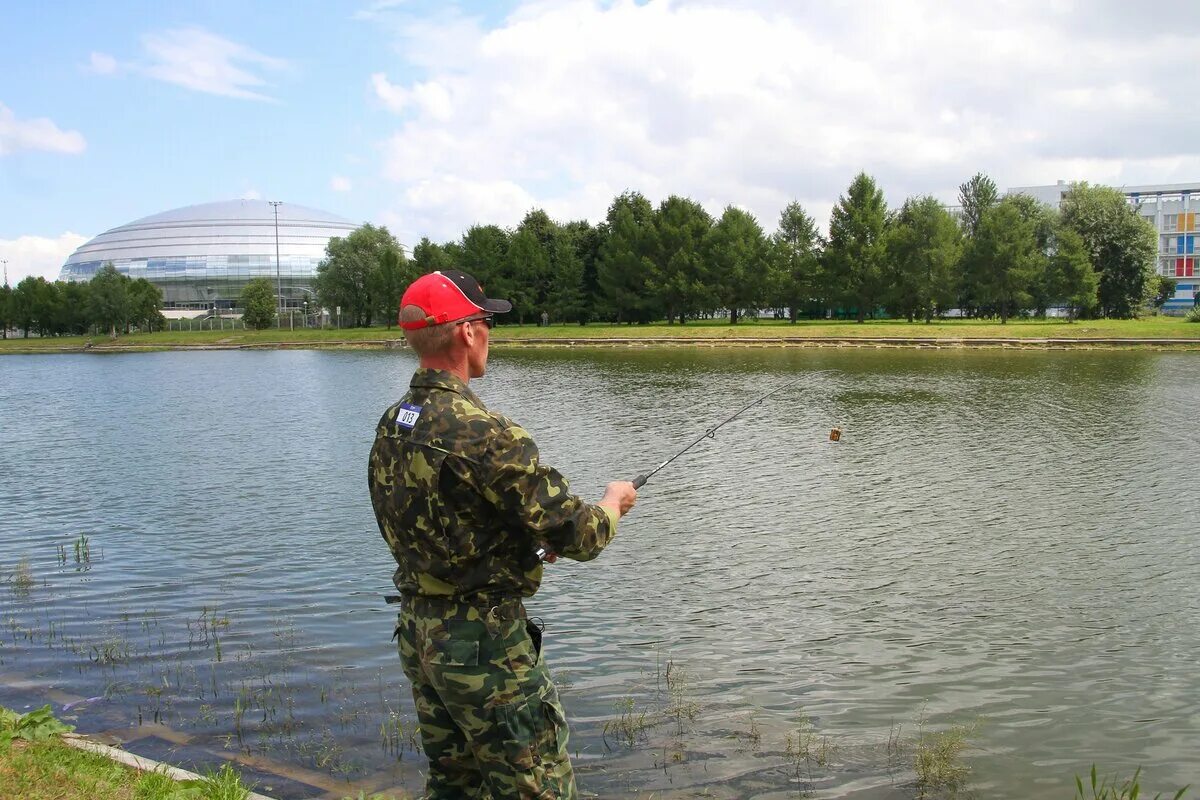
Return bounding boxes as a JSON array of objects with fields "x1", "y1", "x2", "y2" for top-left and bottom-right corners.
[{"x1": 630, "y1": 373, "x2": 810, "y2": 489}]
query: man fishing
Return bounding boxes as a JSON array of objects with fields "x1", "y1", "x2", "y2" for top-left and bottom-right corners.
[{"x1": 368, "y1": 269, "x2": 637, "y2": 799}]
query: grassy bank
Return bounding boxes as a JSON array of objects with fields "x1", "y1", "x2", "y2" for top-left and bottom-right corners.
[
  {"x1": 0, "y1": 741, "x2": 252, "y2": 800},
  {"x1": 1, "y1": 316, "x2": 1199, "y2": 353},
  {"x1": 0, "y1": 705, "x2": 413, "y2": 800},
  {"x1": 1, "y1": 705, "x2": 253, "y2": 800}
]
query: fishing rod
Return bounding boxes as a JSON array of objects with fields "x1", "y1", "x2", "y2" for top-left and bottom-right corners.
[
  {"x1": 536, "y1": 373, "x2": 832, "y2": 561},
  {"x1": 630, "y1": 372, "x2": 815, "y2": 489}
]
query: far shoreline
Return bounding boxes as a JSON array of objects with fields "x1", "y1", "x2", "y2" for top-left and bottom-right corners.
[
  {"x1": 4, "y1": 316, "x2": 1200, "y2": 354},
  {"x1": 4, "y1": 330, "x2": 1200, "y2": 355}
]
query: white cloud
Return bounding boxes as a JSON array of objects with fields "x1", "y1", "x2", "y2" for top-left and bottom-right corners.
[
  {"x1": 369, "y1": 0, "x2": 1200, "y2": 241},
  {"x1": 390, "y1": 177, "x2": 538, "y2": 244},
  {"x1": 1, "y1": 233, "x2": 91, "y2": 285},
  {"x1": 371, "y1": 72, "x2": 453, "y2": 120},
  {"x1": 330, "y1": 175, "x2": 353, "y2": 192},
  {"x1": 353, "y1": 0, "x2": 411, "y2": 21},
  {"x1": 87, "y1": 51, "x2": 119, "y2": 75},
  {"x1": 371, "y1": 72, "x2": 408, "y2": 112},
  {"x1": 140, "y1": 27, "x2": 288, "y2": 101},
  {"x1": 240, "y1": 188, "x2": 263, "y2": 200},
  {"x1": 0, "y1": 103, "x2": 86, "y2": 157}
]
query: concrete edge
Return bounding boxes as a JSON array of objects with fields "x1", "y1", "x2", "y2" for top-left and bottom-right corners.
[{"x1": 60, "y1": 733, "x2": 277, "y2": 800}]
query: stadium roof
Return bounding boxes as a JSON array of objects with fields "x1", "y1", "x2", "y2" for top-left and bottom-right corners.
[{"x1": 62, "y1": 200, "x2": 359, "y2": 270}]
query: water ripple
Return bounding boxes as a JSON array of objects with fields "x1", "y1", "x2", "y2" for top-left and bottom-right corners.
[{"x1": 1, "y1": 349, "x2": 1197, "y2": 798}]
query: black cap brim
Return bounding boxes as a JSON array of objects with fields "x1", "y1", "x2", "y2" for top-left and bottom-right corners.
[
  {"x1": 442, "y1": 269, "x2": 511, "y2": 315},
  {"x1": 480, "y1": 297, "x2": 512, "y2": 314}
]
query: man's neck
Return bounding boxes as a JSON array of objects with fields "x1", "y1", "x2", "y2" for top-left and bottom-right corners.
[{"x1": 418, "y1": 356, "x2": 470, "y2": 384}]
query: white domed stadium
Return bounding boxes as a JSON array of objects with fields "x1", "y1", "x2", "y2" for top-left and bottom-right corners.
[{"x1": 60, "y1": 200, "x2": 359, "y2": 311}]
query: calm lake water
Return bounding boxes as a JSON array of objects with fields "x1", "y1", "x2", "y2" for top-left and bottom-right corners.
[{"x1": 0, "y1": 347, "x2": 1197, "y2": 799}]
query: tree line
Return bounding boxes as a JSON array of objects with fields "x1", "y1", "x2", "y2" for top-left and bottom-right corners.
[
  {"x1": 313, "y1": 172, "x2": 1162, "y2": 327},
  {"x1": 0, "y1": 264, "x2": 165, "y2": 339},
  {"x1": 4, "y1": 173, "x2": 1162, "y2": 337}
]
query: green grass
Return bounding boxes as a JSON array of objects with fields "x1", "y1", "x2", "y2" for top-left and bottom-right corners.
[
  {"x1": 3, "y1": 315, "x2": 1200, "y2": 353},
  {"x1": 0, "y1": 738, "x2": 255, "y2": 800},
  {"x1": 1, "y1": 705, "x2": 255, "y2": 800}
]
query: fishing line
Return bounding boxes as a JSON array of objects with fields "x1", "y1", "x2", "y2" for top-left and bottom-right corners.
[
  {"x1": 535, "y1": 372, "x2": 836, "y2": 561},
  {"x1": 630, "y1": 372, "x2": 820, "y2": 489}
]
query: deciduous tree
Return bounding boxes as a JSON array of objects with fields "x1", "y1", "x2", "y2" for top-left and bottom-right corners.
[
  {"x1": 53, "y1": 280, "x2": 90, "y2": 335},
  {"x1": 241, "y1": 278, "x2": 277, "y2": 330},
  {"x1": 1149, "y1": 274, "x2": 1175, "y2": 312},
  {"x1": 314, "y1": 224, "x2": 400, "y2": 327},
  {"x1": 11, "y1": 277, "x2": 38, "y2": 337},
  {"x1": 0, "y1": 282, "x2": 12, "y2": 339},
  {"x1": 1058, "y1": 183, "x2": 1158, "y2": 318},
  {"x1": 128, "y1": 278, "x2": 164, "y2": 332},
  {"x1": 87, "y1": 264, "x2": 129, "y2": 338},
  {"x1": 369, "y1": 247, "x2": 414, "y2": 329}
]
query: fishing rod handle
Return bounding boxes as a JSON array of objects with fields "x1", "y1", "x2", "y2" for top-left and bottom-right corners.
[{"x1": 632, "y1": 473, "x2": 649, "y2": 489}]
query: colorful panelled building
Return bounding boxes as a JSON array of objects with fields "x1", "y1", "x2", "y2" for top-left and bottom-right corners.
[{"x1": 1007, "y1": 181, "x2": 1199, "y2": 315}]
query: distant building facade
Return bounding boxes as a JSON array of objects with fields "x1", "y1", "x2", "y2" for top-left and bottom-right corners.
[
  {"x1": 60, "y1": 200, "x2": 359, "y2": 311},
  {"x1": 1007, "y1": 181, "x2": 1198, "y2": 314}
]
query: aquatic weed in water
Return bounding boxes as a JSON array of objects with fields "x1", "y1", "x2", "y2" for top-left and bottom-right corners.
[
  {"x1": 1074, "y1": 764, "x2": 1190, "y2": 800},
  {"x1": 783, "y1": 709, "x2": 835, "y2": 795},
  {"x1": 10, "y1": 558, "x2": 34, "y2": 596},
  {"x1": 731, "y1": 711, "x2": 763, "y2": 752},
  {"x1": 664, "y1": 660, "x2": 699, "y2": 737},
  {"x1": 88, "y1": 631, "x2": 131, "y2": 666},
  {"x1": 913, "y1": 717, "x2": 976, "y2": 799},
  {"x1": 73, "y1": 534, "x2": 91, "y2": 566},
  {"x1": 602, "y1": 695, "x2": 653, "y2": 749},
  {"x1": 379, "y1": 709, "x2": 421, "y2": 758}
]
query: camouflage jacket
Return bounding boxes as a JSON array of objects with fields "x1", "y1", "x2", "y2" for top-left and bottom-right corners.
[{"x1": 368, "y1": 368, "x2": 618, "y2": 599}]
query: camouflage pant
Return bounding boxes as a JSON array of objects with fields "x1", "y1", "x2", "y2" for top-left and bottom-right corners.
[{"x1": 396, "y1": 596, "x2": 576, "y2": 800}]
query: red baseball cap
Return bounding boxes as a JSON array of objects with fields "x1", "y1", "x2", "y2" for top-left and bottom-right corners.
[{"x1": 399, "y1": 270, "x2": 512, "y2": 330}]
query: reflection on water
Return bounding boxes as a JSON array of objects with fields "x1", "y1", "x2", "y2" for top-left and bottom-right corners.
[{"x1": 0, "y1": 348, "x2": 1197, "y2": 799}]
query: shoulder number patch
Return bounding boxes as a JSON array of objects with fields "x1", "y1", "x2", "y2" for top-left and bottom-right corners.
[{"x1": 396, "y1": 402, "x2": 423, "y2": 430}]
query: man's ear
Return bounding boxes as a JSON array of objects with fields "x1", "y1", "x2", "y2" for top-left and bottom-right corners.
[{"x1": 456, "y1": 320, "x2": 475, "y2": 347}]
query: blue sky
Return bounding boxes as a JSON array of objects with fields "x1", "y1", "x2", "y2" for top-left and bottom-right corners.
[
  {"x1": 3, "y1": 0, "x2": 1199, "y2": 284},
  {"x1": 1, "y1": 1, "x2": 457, "y2": 275}
]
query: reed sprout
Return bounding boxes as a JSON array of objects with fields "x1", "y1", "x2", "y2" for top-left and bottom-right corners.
[{"x1": 1075, "y1": 765, "x2": 1190, "y2": 800}]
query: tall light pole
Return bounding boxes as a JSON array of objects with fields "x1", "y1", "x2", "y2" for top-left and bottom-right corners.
[
  {"x1": 1, "y1": 260, "x2": 8, "y2": 339},
  {"x1": 269, "y1": 201, "x2": 283, "y2": 325}
]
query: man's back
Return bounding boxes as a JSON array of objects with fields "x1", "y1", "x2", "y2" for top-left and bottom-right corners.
[{"x1": 369, "y1": 366, "x2": 618, "y2": 600}]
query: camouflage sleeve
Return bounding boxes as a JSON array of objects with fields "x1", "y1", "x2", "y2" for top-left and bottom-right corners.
[
  {"x1": 481, "y1": 422, "x2": 618, "y2": 562},
  {"x1": 367, "y1": 432, "x2": 395, "y2": 541}
]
